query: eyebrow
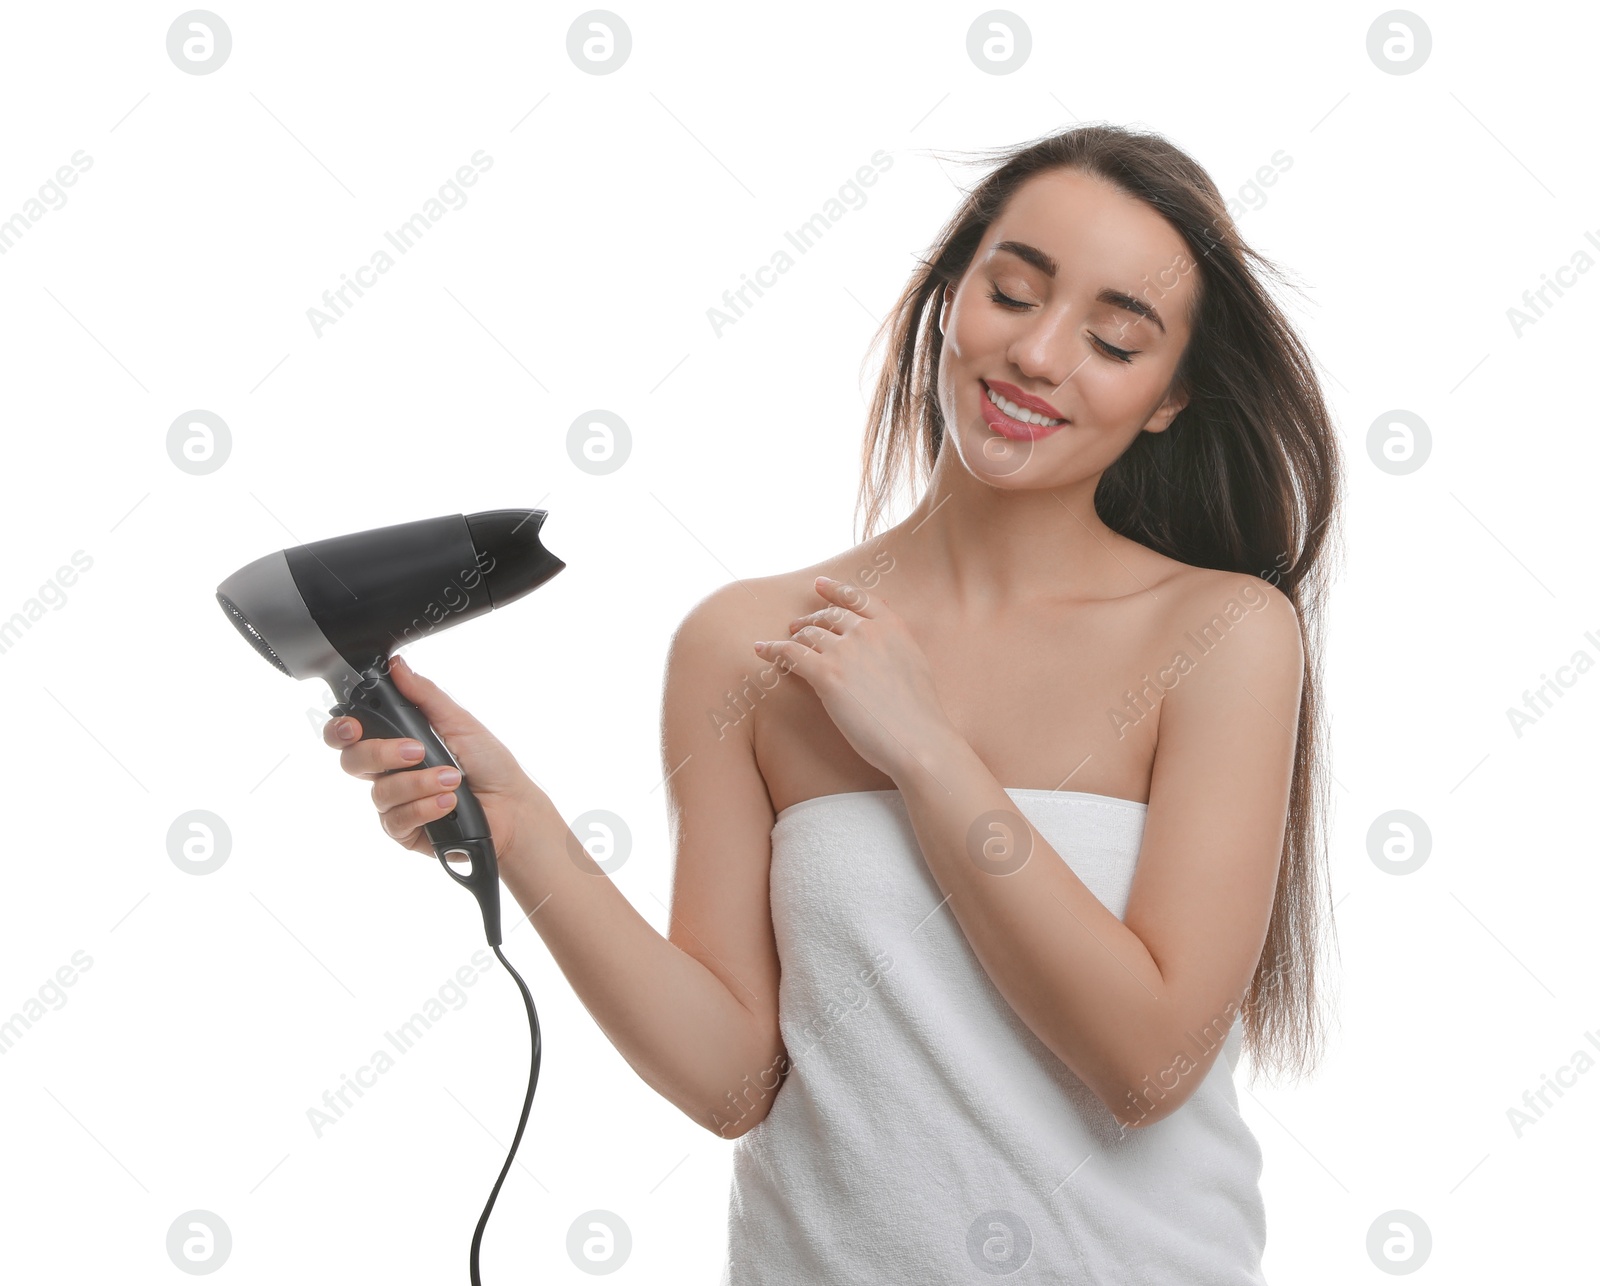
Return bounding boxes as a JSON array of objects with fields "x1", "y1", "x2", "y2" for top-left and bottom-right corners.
[{"x1": 991, "y1": 239, "x2": 1166, "y2": 335}]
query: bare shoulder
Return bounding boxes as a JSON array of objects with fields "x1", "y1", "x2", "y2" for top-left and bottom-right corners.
[
  {"x1": 1156, "y1": 563, "x2": 1304, "y2": 709},
  {"x1": 663, "y1": 579, "x2": 775, "y2": 761},
  {"x1": 673, "y1": 543, "x2": 888, "y2": 645},
  {"x1": 668, "y1": 567, "x2": 829, "y2": 659},
  {"x1": 663, "y1": 564, "x2": 846, "y2": 759}
]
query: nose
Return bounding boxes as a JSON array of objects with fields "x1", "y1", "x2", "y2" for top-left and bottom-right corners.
[{"x1": 1006, "y1": 309, "x2": 1086, "y2": 400}]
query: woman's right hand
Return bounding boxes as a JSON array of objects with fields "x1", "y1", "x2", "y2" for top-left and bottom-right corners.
[{"x1": 322, "y1": 653, "x2": 545, "y2": 867}]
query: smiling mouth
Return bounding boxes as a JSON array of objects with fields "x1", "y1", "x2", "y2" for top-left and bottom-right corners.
[{"x1": 980, "y1": 380, "x2": 1069, "y2": 441}]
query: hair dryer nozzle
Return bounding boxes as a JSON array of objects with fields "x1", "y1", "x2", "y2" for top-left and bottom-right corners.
[{"x1": 467, "y1": 509, "x2": 565, "y2": 609}]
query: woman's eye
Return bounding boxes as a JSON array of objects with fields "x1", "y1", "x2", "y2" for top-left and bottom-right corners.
[
  {"x1": 1092, "y1": 334, "x2": 1136, "y2": 363},
  {"x1": 986, "y1": 285, "x2": 1028, "y2": 310}
]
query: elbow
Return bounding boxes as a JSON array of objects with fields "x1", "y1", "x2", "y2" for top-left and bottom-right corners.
[
  {"x1": 710, "y1": 1112, "x2": 761, "y2": 1141},
  {"x1": 1107, "y1": 1091, "x2": 1185, "y2": 1132},
  {"x1": 702, "y1": 1046, "x2": 790, "y2": 1141},
  {"x1": 705, "y1": 1092, "x2": 776, "y2": 1141},
  {"x1": 1105, "y1": 1044, "x2": 1205, "y2": 1131}
]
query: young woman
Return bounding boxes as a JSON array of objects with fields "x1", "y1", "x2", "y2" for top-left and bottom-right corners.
[{"x1": 327, "y1": 123, "x2": 1344, "y2": 1282}]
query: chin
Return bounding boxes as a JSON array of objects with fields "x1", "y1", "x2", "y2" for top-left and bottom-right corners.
[{"x1": 958, "y1": 418, "x2": 1045, "y2": 483}]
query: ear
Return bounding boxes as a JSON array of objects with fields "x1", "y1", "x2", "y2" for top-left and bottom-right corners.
[
  {"x1": 1143, "y1": 384, "x2": 1189, "y2": 435},
  {"x1": 938, "y1": 284, "x2": 953, "y2": 336}
]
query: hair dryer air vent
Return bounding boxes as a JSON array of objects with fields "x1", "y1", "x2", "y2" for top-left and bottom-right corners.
[{"x1": 216, "y1": 591, "x2": 291, "y2": 675}]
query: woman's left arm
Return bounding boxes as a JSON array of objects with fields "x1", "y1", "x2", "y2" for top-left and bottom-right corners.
[{"x1": 754, "y1": 574, "x2": 1304, "y2": 1130}]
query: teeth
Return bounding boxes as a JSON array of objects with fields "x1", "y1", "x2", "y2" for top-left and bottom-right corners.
[{"x1": 985, "y1": 385, "x2": 1064, "y2": 427}]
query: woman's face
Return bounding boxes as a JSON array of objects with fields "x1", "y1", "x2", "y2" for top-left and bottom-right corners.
[{"x1": 936, "y1": 167, "x2": 1199, "y2": 488}]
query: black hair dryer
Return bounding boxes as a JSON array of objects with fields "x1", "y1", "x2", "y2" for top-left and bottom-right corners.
[{"x1": 215, "y1": 509, "x2": 564, "y2": 945}]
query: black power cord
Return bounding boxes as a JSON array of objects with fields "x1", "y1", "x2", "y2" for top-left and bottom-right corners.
[
  {"x1": 429, "y1": 836, "x2": 542, "y2": 1279},
  {"x1": 467, "y1": 943, "x2": 542, "y2": 1283}
]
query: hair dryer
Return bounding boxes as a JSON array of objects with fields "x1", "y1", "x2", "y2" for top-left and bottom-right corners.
[
  {"x1": 215, "y1": 508, "x2": 563, "y2": 1284},
  {"x1": 215, "y1": 508, "x2": 563, "y2": 944}
]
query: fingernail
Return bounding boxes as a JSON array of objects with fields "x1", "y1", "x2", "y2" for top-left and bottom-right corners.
[
  {"x1": 402, "y1": 742, "x2": 425, "y2": 759},
  {"x1": 336, "y1": 720, "x2": 356, "y2": 740},
  {"x1": 437, "y1": 768, "x2": 461, "y2": 787},
  {"x1": 392, "y1": 655, "x2": 409, "y2": 672}
]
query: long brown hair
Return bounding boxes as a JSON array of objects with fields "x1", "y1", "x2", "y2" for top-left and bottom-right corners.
[{"x1": 855, "y1": 123, "x2": 1345, "y2": 1084}]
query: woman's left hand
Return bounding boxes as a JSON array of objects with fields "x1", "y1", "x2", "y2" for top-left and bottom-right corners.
[{"x1": 754, "y1": 576, "x2": 958, "y2": 780}]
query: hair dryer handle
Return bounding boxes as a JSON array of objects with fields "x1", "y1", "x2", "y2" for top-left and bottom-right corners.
[{"x1": 330, "y1": 663, "x2": 503, "y2": 946}]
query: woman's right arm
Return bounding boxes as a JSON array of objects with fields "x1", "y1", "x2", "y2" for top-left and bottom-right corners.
[
  {"x1": 328, "y1": 583, "x2": 786, "y2": 1139},
  {"x1": 499, "y1": 583, "x2": 787, "y2": 1138}
]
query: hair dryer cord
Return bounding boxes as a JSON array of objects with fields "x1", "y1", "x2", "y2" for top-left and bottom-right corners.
[{"x1": 467, "y1": 942, "x2": 542, "y2": 1284}]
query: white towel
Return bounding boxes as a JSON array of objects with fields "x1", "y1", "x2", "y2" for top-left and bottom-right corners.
[{"x1": 721, "y1": 788, "x2": 1267, "y2": 1283}]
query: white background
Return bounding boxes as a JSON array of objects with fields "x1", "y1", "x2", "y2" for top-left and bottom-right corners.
[{"x1": 2, "y1": 1, "x2": 1595, "y2": 1280}]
